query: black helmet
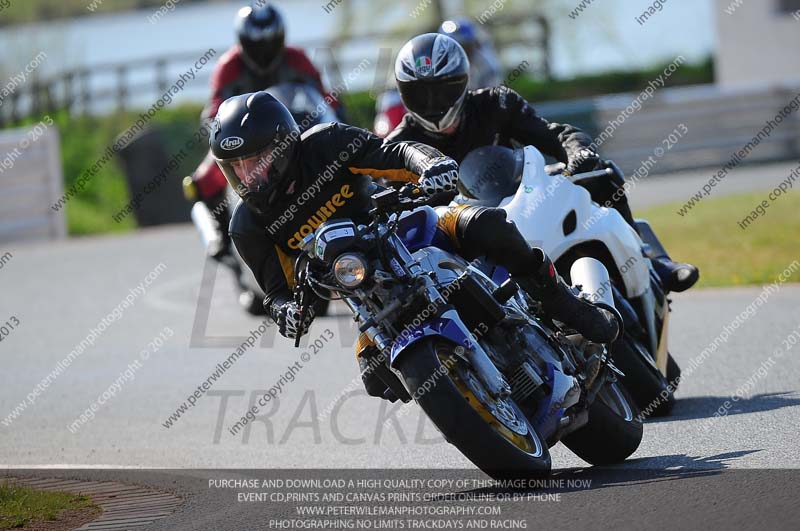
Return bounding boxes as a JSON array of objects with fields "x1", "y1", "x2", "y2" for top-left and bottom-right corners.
[
  {"x1": 235, "y1": 3, "x2": 286, "y2": 74},
  {"x1": 395, "y1": 33, "x2": 470, "y2": 134},
  {"x1": 211, "y1": 92, "x2": 300, "y2": 216}
]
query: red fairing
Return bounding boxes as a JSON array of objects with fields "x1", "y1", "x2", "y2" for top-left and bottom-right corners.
[
  {"x1": 374, "y1": 89, "x2": 407, "y2": 137},
  {"x1": 205, "y1": 46, "x2": 245, "y2": 121},
  {"x1": 194, "y1": 151, "x2": 228, "y2": 199},
  {"x1": 374, "y1": 103, "x2": 407, "y2": 137}
]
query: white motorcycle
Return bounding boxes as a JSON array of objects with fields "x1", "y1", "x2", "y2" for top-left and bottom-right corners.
[{"x1": 454, "y1": 145, "x2": 680, "y2": 417}]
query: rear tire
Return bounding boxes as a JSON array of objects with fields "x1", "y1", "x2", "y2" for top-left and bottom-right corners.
[
  {"x1": 562, "y1": 381, "x2": 643, "y2": 465},
  {"x1": 667, "y1": 352, "x2": 681, "y2": 388},
  {"x1": 612, "y1": 337, "x2": 675, "y2": 417},
  {"x1": 396, "y1": 339, "x2": 551, "y2": 479}
]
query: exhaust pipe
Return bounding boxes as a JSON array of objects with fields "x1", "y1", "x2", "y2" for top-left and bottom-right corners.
[
  {"x1": 570, "y1": 257, "x2": 616, "y2": 310},
  {"x1": 570, "y1": 257, "x2": 624, "y2": 342}
]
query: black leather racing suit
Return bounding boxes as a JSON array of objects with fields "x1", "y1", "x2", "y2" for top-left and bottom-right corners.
[
  {"x1": 229, "y1": 123, "x2": 552, "y2": 315},
  {"x1": 385, "y1": 86, "x2": 634, "y2": 225}
]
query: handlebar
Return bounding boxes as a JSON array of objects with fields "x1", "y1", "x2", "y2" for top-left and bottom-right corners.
[
  {"x1": 369, "y1": 184, "x2": 436, "y2": 217},
  {"x1": 545, "y1": 162, "x2": 566, "y2": 176},
  {"x1": 398, "y1": 183, "x2": 424, "y2": 199},
  {"x1": 548, "y1": 158, "x2": 620, "y2": 183},
  {"x1": 566, "y1": 167, "x2": 614, "y2": 184}
]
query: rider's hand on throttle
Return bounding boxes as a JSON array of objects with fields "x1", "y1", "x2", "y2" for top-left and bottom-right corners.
[
  {"x1": 418, "y1": 157, "x2": 459, "y2": 197},
  {"x1": 565, "y1": 149, "x2": 601, "y2": 176},
  {"x1": 273, "y1": 300, "x2": 315, "y2": 340}
]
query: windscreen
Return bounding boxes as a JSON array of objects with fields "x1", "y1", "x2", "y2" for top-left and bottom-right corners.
[
  {"x1": 458, "y1": 145, "x2": 524, "y2": 203},
  {"x1": 266, "y1": 82, "x2": 338, "y2": 131}
]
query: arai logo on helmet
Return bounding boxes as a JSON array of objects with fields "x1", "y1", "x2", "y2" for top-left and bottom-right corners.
[
  {"x1": 220, "y1": 136, "x2": 244, "y2": 151},
  {"x1": 415, "y1": 56, "x2": 432, "y2": 76}
]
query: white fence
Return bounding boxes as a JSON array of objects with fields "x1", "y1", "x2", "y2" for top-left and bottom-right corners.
[{"x1": 0, "y1": 125, "x2": 66, "y2": 243}]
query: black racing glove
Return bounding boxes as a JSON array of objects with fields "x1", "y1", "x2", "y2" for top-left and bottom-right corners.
[
  {"x1": 565, "y1": 148, "x2": 601, "y2": 176},
  {"x1": 269, "y1": 299, "x2": 316, "y2": 340},
  {"x1": 418, "y1": 157, "x2": 459, "y2": 197}
]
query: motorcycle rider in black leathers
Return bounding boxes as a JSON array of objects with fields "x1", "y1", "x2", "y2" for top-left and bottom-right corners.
[
  {"x1": 386, "y1": 33, "x2": 699, "y2": 293},
  {"x1": 210, "y1": 93, "x2": 620, "y2": 382}
]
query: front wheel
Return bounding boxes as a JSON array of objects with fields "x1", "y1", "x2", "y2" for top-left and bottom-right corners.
[
  {"x1": 395, "y1": 339, "x2": 551, "y2": 479},
  {"x1": 562, "y1": 380, "x2": 643, "y2": 465}
]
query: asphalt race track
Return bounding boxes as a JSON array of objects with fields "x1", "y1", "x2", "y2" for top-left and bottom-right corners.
[{"x1": 2, "y1": 162, "x2": 799, "y2": 529}]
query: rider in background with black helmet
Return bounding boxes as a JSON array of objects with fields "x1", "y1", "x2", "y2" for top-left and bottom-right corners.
[
  {"x1": 211, "y1": 91, "x2": 620, "y2": 349},
  {"x1": 207, "y1": 3, "x2": 340, "y2": 124},
  {"x1": 386, "y1": 33, "x2": 699, "y2": 293},
  {"x1": 185, "y1": 3, "x2": 340, "y2": 266}
]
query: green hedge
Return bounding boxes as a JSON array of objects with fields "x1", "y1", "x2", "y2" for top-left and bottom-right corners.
[
  {"x1": 20, "y1": 105, "x2": 205, "y2": 235},
  {"x1": 509, "y1": 57, "x2": 714, "y2": 102}
]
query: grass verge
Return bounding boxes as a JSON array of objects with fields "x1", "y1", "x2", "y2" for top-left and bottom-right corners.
[
  {"x1": 638, "y1": 189, "x2": 800, "y2": 287},
  {"x1": 0, "y1": 481, "x2": 98, "y2": 529}
]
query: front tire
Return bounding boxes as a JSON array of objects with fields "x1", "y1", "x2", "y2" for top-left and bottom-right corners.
[
  {"x1": 562, "y1": 380, "x2": 643, "y2": 465},
  {"x1": 314, "y1": 299, "x2": 331, "y2": 317},
  {"x1": 395, "y1": 339, "x2": 551, "y2": 479}
]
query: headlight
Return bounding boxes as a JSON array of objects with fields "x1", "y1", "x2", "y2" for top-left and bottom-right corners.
[{"x1": 333, "y1": 253, "x2": 368, "y2": 288}]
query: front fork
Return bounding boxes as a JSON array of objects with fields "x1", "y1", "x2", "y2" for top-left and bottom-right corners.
[
  {"x1": 384, "y1": 307, "x2": 512, "y2": 400},
  {"x1": 440, "y1": 309, "x2": 512, "y2": 399},
  {"x1": 345, "y1": 285, "x2": 512, "y2": 400},
  {"x1": 390, "y1": 234, "x2": 512, "y2": 399}
]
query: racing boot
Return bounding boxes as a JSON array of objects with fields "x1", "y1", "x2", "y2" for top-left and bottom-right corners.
[
  {"x1": 620, "y1": 200, "x2": 699, "y2": 292},
  {"x1": 651, "y1": 258, "x2": 699, "y2": 293},
  {"x1": 634, "y1": 219, "x2": 699, "y2": 293},
  {"x1": 515, "y1": 256, "x2": 620, "y2": 344},
  {"x1": 453, "y1": 206, "x2": 619, "y2": 343}
]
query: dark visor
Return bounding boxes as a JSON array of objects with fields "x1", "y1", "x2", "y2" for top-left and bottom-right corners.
[
  {"x1": 241, "y1": 36, "x2": 283, "y2": 68},
  {"x1": 398, "y1": 76, "x2": 467, "y2": 119}
]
